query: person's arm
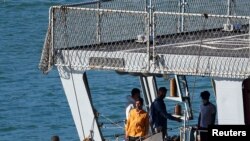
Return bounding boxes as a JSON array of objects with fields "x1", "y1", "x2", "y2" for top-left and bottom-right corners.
[
  {"x1": 166, "y1": 112, "x2": 182, "y2": 121},
  {"x1": 211, "y1": 113, "x2": 216, "y2": 125},
  {"x1": 144, "y1": 113, "x2": 149, "y2": 136},
  {"x1": 126, "y1": 104, "x2": 133, "y2": 120},
  {"x1": 198, "y1": 113, "x2": 201, "y2": 129},
  {"x1": 125, "y1": 110, "x2": 132, "y2": 139},
  {"x1": 211, "y1": 105, "x2": 216, "y2": 125},
  {"x1": 154, "y1": 100, "x2": 180, "y2": 121}
]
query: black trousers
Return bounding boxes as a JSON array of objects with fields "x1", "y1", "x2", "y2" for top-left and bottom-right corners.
[
  {"x1": 199, "y1": 127, "x2": 208, "y2": 141},
  {"x1": 128, "y1": 136, "x2": 141, "y2": 141},
  {"x1": 154, "y1": 127, "x2": 167, "y2": 141},
  {"x1": 200, "y1": 132, "x2": 208, "y2": 141}
]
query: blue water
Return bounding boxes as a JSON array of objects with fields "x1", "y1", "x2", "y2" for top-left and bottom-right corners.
[{"x1": 0, "y1": 1, "x2": 214, "y2": 141}]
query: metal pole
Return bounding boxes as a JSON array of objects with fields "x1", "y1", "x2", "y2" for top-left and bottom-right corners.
[
  {"x1": 178, "y1": 0, "x2": 181, "y2": 32},
  {"x1": 152, "y1": 12, "x2": 155, "y2": 65},
  {"x1": 227, "y1": 0, "x2": 231, "y2": 25},
  {"x1": 96, "y1": 1, "x2": 101, "y2": 43},
  {"x1": 147, "y1": 0, "x2": 153, "y2": 71},
  {"x1": 181, "y1": 0, "x2": 187, "y2": 32},
  {"x1": 149, "y1": 0, "x2": 152, "y2": 36},
  {"x1": 147, "y1": 13, "x2": 150, "y2": 71},
  {"x1": 183, "y1": 110, "x2": 186, "y2": 141},
  {"x1": 181, "y1": 0, "x2": 184, "y2": 32},
  {"x1": 247, "y1": 19, "x2": 250, "y2": 77},
  {"x1": 50, "y1": 7, "x2": 54, "y2": 63},
  {"x1": 145, "y1": 0, "x2": 149, "y2": 33}
]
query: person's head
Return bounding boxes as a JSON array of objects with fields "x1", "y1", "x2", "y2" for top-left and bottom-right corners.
[
  {"x1": 83, "y1": 138, "x2": 93, "y2": 141},
  {"x1": 158, "y1": 87, "x2": 167, "y2": 99},
  {"x1": 200, "y1": 91, "x2": 210, "y2": 103},
  {"x1": 51, "y1": 135, "x2": 60, "y2": 141},
  {"x1": 135, "y1": 97, "x2": 144, "y2": 110},
  {"x1": 131, "y1": 88, "x2": 140, "y2": 100}
]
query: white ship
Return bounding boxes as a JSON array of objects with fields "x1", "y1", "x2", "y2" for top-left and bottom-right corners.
[{"x1": 39, "y1": 0, "x2": 250, "y2": 141}]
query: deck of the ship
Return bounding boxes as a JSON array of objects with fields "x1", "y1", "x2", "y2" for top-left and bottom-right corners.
[{"x1": 59, "y1": 26, "x2": 249, "y2": 58}]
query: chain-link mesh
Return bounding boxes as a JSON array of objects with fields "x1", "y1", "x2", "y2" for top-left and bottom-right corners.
[
  {"x1": 39, "y1": 0, "x2": 250, "y2": 78},
  {"x1": 52, "y1": 6, "x2": 149, "y2": 73},
  {"x1": 73, "y1": 0, "x2": 250, "y2": 16},
  {"x1": 153, "y1": 12, "x2": 250, "y2": 78},
  {"x1": 152, "y1": 0, "x2": 250, "y2": 16}
]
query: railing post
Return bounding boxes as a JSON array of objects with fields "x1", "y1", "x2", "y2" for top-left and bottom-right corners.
[
  {"x1": 247, "y1": 19, "x2": 250, "y2": 77},
  {"x1": 96, "y1": 1, "x2": 101, "y2": 43},
  {"x1": 146, "y1": 0, "x2": 153, "y2": 71},
  {"x1": 178, "y1": 0, "x2": 187, "y2": 32},
  {"x1": 147, "y1": 0, "x2": 155, "y2": 71},
  {"x1": 152, "y1": 11, "x2": 156, "y2": 66},
  {"x1": 227, "y1": 0, "x2": 232, "y2": 25},
  {"x1": 146, "y1": 12, "x2": 151, "y2": 71}
]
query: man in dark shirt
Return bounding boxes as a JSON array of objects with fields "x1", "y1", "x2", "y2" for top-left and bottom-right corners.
[
  {"x1": 150, "y1": 87, "x2": 181, "y2": 140},
  {"x1": 198, "y1": 91, "x2": 216, "y2": 141}
]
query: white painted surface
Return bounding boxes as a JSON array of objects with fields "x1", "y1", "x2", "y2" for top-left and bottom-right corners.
[
  {"x1": 140, "y1": 76, "x2": 157, "y2": 107},
  {"x1": 147, "y1": 76, "x2": 157, "y2": 102},
  {"x1": 214, "y1": 78, "x2": 244, "y2": 124},
  {"x1": 58, "y1": 67, "x2": 103, "y2": 141},
  {"x1": 55, "y1": 50, "x2": 250, "y2": 79}
]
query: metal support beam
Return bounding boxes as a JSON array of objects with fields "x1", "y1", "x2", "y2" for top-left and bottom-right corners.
[
  {"x1": 139, "y1": 76, "x2": 158, "y2": 111},
  {"x1": 58, "y1": 68, "x2": 103, "y2": 141}
]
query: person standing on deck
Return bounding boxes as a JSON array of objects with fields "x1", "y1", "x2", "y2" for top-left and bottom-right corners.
[
  {"x1": 125, "y1": 88, "x2": 141, "y2": 120},
  {"x1": 125, "y1": 97, "x2": 149, "y2": 141},
  {"x1": 198, "y1": 91, "x2": 216, "y2": 141},
  {"x1": 150, "y1": 87, "x2": 181, "y2": 141}
]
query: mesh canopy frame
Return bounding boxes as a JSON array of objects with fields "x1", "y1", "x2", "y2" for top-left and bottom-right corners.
[{"x1": 39, "y1": 0, "x2": 250, "y2": 79}]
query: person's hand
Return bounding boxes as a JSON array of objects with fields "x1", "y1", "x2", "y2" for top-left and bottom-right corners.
[
  {"x1": 177, "y1": 117, "x2": 182, "y2": 122},
  {"x1": 125, "y1": 134, "x2": 128, "y2": 141},
  {"x1": 192, "y1": 125, "x2": 198, "y2": 130}
]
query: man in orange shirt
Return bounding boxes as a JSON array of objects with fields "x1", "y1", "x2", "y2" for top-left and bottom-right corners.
[{"x1": 125, "y1": 97, "x2": 149, "y2": 141}]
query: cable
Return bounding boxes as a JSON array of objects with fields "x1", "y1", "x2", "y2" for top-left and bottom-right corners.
[
  {"x1": 100, "y1": 114, "x2": 124, "y2": 128},
  {"x1": 196, "y1": 13, "x2": 208, "y2": 74},
  {"x1": 100, "y1": 120, "x2": 125, "y2": 125},
  {"x1": 104, "y1": 133, "x2": 125, "y2": 138},
  {"x1": 62, "y1": 9, "x2": 86, "y2": 139}
]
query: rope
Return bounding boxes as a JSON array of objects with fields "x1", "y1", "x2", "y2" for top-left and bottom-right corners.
[
  {"x1": 87, "y1": 117, "x2": 96, "y2": 139},
  {"x1": 100, "y1": 114, "x2": 124, "y2": 128},
  {"x1": 104, "y1": 133, "x2": 124, "y2": 138},
  {"x1": 101, "y1": 120, "x2": 125, "y2": 125},
  {"x1": 102, "y1": 126, "x2": 124, "y2": 129},
  {"x1": 167, "y1": 126, "x2": 181, "y2": 131},
  {"x1": 70, "y1": 68, "x2": 86, "y2": 138},
  {"x1": 62, "y1": 8, "x2": 86, "y2": 139},
  {"x1": 191, "y1": 76, "x2": 197, "y2": 102},
  {"x1": 195, "y1": 13, "x2": 208, "y2": 74}
]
